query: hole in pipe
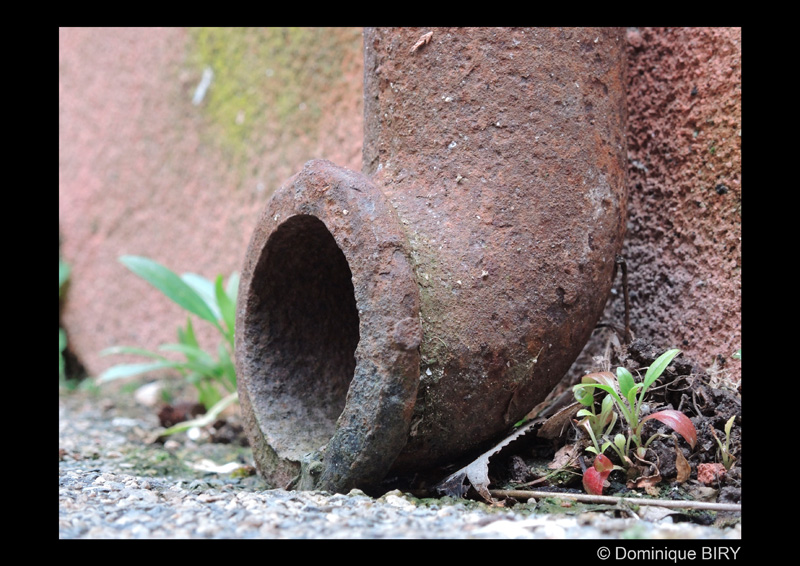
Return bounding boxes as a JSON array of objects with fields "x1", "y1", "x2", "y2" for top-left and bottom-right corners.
[{"x1": 247, "y1": 214, "x2": 360, "y2": 456}]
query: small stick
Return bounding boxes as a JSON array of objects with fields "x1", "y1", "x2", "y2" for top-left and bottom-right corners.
[{"x1": 489, "y1": 489, "x2": 741, "y2": 512}]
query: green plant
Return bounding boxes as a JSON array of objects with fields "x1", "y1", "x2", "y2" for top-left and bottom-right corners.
[
  {"x1": 576, "y1": 392, "x2": 617, "y2": 456},
  {"x1": 97, "y1": 256, "x2": 238, "y2": 414},
  {"x1": 59, "y1": 257, "x2": 70, "y2": 381},
  {"x1": 710, "y1": 415, "x2": 737, "y2": 470},
  {"x1": 573, "y1": 349, "x2": 697, "y2": 468}
]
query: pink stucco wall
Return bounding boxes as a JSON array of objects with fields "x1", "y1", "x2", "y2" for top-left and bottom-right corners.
[
  {"x1": 59, "y1": 27, "x2": 741, "y2": 386},
  {"x1": 59, "y1": 27, "x2": 364, "y2": 377}
]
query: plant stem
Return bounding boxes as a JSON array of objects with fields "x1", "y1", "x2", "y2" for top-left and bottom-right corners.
[{"x1": 159, "y1": 392, "x2": 238, "y2": 436}]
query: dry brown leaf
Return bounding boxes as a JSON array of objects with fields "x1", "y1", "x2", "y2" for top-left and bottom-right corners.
[
  {"x1": 537, "y1": 402, "x2": 581, "y2": 440},
  {"x1": 435, "y1": 420, "x2": 538, "y2": 502},
  {"x1": 627, "y1": 454, "x2": 662, "y2": 496},
  {"x1": 548, "y1": 443, "x2": 580, "y2": 470},
  {"x1": 628, "y1": 470, "x2": 662, "y2": 496},
  {"x1": 674, "y1": 436, "x2": 691, "y2": 483}
]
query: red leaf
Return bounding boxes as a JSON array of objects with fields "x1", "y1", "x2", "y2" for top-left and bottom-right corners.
[
  {"x1": 582, "y1": 467, "x2": 605, "y2": 495},
  {"x1": 593, "y1": 453, "x2": 614, "y2": 473},
  {"x1": 582, "y1": 454, "x2": 613, "y2": 495},
  {"x1": 642, "y1": 409, "x2": 697, "y2": 448}
]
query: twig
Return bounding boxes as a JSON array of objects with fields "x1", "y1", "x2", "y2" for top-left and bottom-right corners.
[{"x1": 489, "y1": 489, "x2": 741, "y2": 512}]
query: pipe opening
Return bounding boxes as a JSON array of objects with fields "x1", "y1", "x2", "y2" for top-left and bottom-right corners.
[{"x1": 247, "y1": 214, "x2": 360, "y2": 456}]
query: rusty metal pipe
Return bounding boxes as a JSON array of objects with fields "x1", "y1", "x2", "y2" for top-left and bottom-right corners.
[{"x1": 236, "y1": 27, "x2": 627, "y2": 493}]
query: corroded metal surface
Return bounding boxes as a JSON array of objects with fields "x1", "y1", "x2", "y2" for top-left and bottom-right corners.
[{"x1": 236, "y1": 27, "x2": 627, "y2": 492}]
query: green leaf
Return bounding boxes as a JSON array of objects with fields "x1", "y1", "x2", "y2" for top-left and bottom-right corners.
[
  {"x1": 195, "y1": 381, "x2": 223, "y2": 409},
  {"x1": 600, "y1": 393, "x2": 615, "y2": 416},
  {"x1": 100, "y1": 345, "x2": 168, "y2": 360},
  {"x1": 226, "y1": 272, "x2": 240, "y2": 302},
  {"x1": 185, "y1": 372, "x2": 203, "y2": 385},
  {"x1": 603, "y1": 410, "x2": 618, "y2": 436},
  {"x1": 724, "y1": 415, "x2": 735, "y2": 437},
  {"x1": 215, "y1": 274, "x2": 236, "y2": 339},
  {"x1": 576, "y1": 382, "x2": 619, "y2": 399},
  {"x1": 616, "y1": 367, "x2": 635, "y2": 397},
  {"x1": 155, "y1": 347, "x2": 221, "y2": 377},
  {"x1": 59, "y1": 328, "x2": 67, "y2": 378},
  {"x1": 181, "y1": 272, "x2": 222, "y2": 321},
  {"x1": 159, "y1": 343, "x2": 216, "y2": 366},
  {"x1": 59, "y1": 258, "x2": 70, "y2": 294},
  {"x1": 642, "y1": 348, "x2": 681, "y2": 391},
  {"x1": 576, "y1": 381, "x2": 632, "y2": 424},
  {"x1": 178, "y1": 317, "x2": 199, "y2": 348},
  {"x1": 119, "y1": 256, "x2": 220, "y2": 327},
  {"x1": 96, "y1": 361, "x2": 183, "y2": 383},
  {"x1": 625, "y1": 385, "x2": 641, "y2": 417},
  {"x1": 573, "y1": 384, "x2": 595, "y2": 406},
  {"x1": 217, "y1": 342, "x2": 237, "y2": 390},
  {"x1": 575, "y1": 372, "x2": 618, "y2": 405}
]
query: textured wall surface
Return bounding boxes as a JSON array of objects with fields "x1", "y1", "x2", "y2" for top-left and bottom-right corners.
[
  {"x1": 614, "y1": 27, "x2": 741, "y2": 383},
  {"x1": 59, "y1": 27, "x2": 741, "y2": 386}
]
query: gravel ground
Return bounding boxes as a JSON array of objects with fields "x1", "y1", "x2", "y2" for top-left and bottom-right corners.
[{"x1": 59, "y1": 388, "x2": 742, "y2": 540}]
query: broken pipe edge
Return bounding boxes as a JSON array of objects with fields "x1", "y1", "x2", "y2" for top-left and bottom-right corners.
[{"x1": 235, "y1": 160, "x2": 421, "y2": 493}]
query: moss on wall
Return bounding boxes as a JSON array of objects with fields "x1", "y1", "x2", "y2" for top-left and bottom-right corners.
[{"x1": 187, "y1": 27, "x2": 362, "y2": 167}]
